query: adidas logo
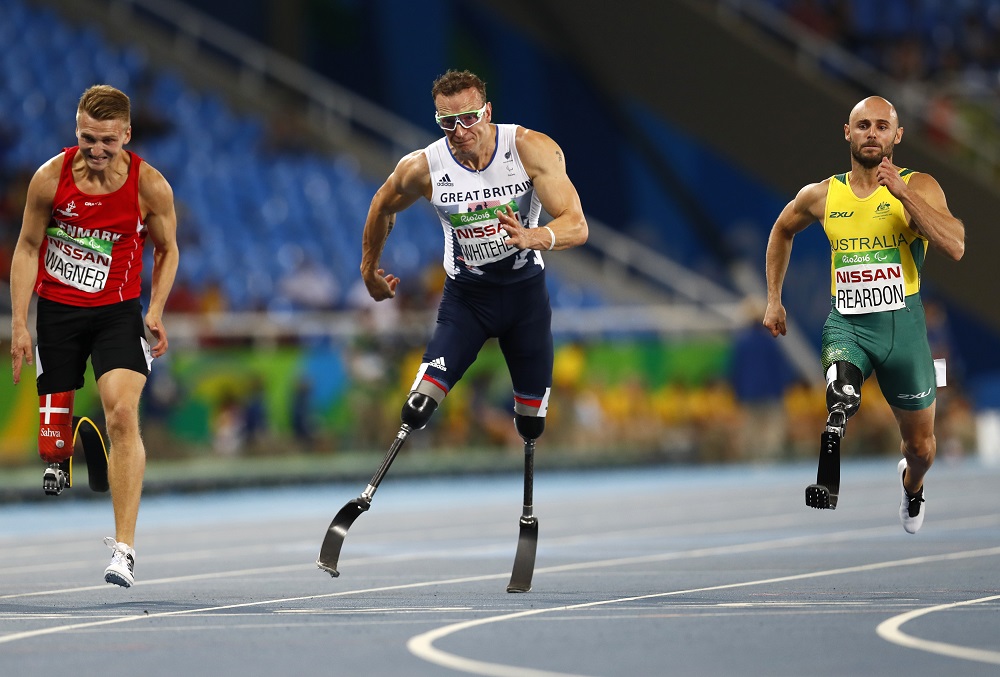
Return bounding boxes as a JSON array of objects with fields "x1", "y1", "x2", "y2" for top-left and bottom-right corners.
[
  {"x1": 436, "y1": 174, "x2": 453, "y2": 186},
  {"x1": 428, "y1": 357, "x2": 447, "y2": 371}
]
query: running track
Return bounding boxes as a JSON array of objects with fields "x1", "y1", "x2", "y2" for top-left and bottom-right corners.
[{"x1": 1, "y1": 458, "x2": 998, "y2": 676}]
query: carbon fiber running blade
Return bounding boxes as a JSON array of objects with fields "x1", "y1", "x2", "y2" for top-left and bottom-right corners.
[
  {"x1": 806, "y1": 430, "x2": 840, "y2": 510},
  {"x1": 506, "y1": 517, "x2": 538, "y2": 593},
  {"x1": 317, "y1": 498, "x2": 370, "y2": 577},
  {"x1": 74, "y1": 417, "x2": 109, "y2": 493}
]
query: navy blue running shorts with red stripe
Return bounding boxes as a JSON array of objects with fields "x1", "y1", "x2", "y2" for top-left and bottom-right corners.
[{"x1": 412, "y1": 271, "x2": 553, "y2": 414}]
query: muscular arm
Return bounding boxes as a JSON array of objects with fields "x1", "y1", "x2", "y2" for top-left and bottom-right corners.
[
  {"x1": 877, "y1": 158, "x2": 965, "y2": 261},
  {"x1": 139, "y1": 162, "x2": 179, "y2": 358},
  {"x1": 763, "y1": 179, "x2": 828, "y2": 337},
  {"x1": 501, "y1": 127, "x2": 588, "y2": 251},
  {"x1": 359, "y1": 150, "x2": 430, "y2": 301},
  {"x1": 9, "y1": 155, "x2": 61, "y2": 384}
]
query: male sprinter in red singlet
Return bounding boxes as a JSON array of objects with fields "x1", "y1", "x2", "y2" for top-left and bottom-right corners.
[
  {"x1": 10, "y1": 85, "x2": 179, "y2": 586},
  {"x1": 763, "y1": 96, "x2": 965, "y2": 533},
  {"x1": 360, "y1": 68, "x2": 587, "y2": 485}
]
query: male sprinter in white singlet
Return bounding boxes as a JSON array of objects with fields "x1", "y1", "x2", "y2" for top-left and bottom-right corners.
[
  {"x1": 763, "y1": 96, "x2": 965, "y2": 533},
  {"x1": 359, "y1": 68, "x2": 587, "y2": 477}
]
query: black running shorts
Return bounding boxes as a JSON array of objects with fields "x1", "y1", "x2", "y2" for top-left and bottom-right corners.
[{"x1": 34, "y1": 297, "x2": 152, "y2": 395}]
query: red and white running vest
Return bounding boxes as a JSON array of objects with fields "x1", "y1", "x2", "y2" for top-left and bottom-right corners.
[{"x1": 36, "y1": 147, "x2": 146, "y2": 307}]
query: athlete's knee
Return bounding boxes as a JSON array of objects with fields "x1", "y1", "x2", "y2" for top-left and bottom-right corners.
[
  {"x1": 103, "y1": 400, "x2": 140, "y2": 443},
  {"x1": 899, "y1": 415, "x2": 937, "y2": 466},
  {"x1": 825, "y1": 361, "x2": 863, "y2": 419},
  {"x1": 514, "y1": 414, "x2": 545, "y2": 441},
  {"x1": 401, "y1": 392, "x2": 438, "y2": 430},
  {"x1": 38, "y1": 391, "x2": 75, "y2": 463}
]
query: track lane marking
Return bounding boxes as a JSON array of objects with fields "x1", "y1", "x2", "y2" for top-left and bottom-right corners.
[
  {"x1": 876, "y1": 594, "x2": 1000, "y2": 664},
  {"x1": 3, "y1": 515, "x2": 1000, "y2": 669},
  {"x1": 2, "y1": 514, "x2": 998, "y2": 602},
  {"x1": 406, "y1": 545, "x2": 1000, "y2": 677}
]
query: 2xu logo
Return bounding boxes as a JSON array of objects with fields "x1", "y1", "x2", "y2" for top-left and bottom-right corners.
[{"x1": 829, "y1": 211, "x2": 855, "y2": 218}]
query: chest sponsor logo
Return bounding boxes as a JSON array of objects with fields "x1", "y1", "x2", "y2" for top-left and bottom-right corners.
[
  {"x1": 829, "y1": 211, "x2": 854, "y2": 218},
  {"x1": 833, "y1": 248, "x2": 905, "y2": 315},
  {"x1": 448, "y1": 201, "x2": 519, "y2": 266},
  {"x1": 43, "y1": 227, "x2": 113, "y2": 293}
]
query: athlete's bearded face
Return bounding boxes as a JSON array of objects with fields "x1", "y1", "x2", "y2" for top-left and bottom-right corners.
[
  {"x1": 844, "y1": 99, "x2": 902, "y2": 169},
  {"x1": 849, "y1": 133, "x2": 894, "y2": 168}
]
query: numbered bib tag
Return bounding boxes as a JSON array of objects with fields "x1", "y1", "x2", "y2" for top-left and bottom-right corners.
[
  {"x1": 44, "y1": 227, "x2": 113, "y2": 293},
  {"x1": 449, "y1": 202, "x2": 519, "y2": 266},
  {"x1": 833, "y1": 248, "x2": 906, "y2": 315}
]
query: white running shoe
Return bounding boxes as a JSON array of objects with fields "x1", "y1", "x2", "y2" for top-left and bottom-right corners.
[
  {"x1": 898, "y1": 459, "x2": 925, "y2": 534},
  {"x1": 104, "y1": 537, "x2": 136, "y2": 587}
]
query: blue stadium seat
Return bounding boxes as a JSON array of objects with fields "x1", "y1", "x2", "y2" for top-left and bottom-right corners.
[{"x1": 0, "y1": 0, "x2": 602, "y2": 316}]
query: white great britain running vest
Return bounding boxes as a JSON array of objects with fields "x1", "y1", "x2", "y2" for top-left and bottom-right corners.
[{"x1": 424, "y1": 124, "x2": 544, "y2": 285}]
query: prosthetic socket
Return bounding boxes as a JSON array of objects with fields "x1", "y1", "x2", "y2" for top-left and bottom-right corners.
[
  {"x1": 39, "y1": 391, "x2": 75, "y2": 463},
  {"x1": 825, "y1": 362, "x2": 862, "y2": 436}
]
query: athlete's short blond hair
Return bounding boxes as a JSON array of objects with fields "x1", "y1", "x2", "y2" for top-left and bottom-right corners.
[{"x1": 77, "y1": 85, "x2": 131, "y2": 125}]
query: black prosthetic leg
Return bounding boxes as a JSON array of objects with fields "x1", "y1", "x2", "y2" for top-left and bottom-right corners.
[
  {"x1": 806, "y1": 362, "x2": 862, "y2": 510},
  {"x1": 508, "y1": 414, "x2": 544, "y2": 593},
  {"x1": 806, "y1": 412, "x2": 843, "y2": 509},
  {"x1": 317, "y1": 392, "x2": 437, "y2": 576},
  {"x1": 42, "y1": 417, "x2": 108, "y2": 496}
]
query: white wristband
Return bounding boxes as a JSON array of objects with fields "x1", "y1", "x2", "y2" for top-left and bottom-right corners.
[{"x1": 543, "y1": 226, "x2": 556, "y2": 251}]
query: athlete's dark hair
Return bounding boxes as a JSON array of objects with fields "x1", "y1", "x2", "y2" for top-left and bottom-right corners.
[
  {"x1": 77, "y1": 85, "x2": 131, "y2": 124},
  {"x1": 431, "y1": 70, "x2": 487, "y2": 105}
]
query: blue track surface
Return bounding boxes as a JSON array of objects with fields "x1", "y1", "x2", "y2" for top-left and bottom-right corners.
[{"x1": 2, "y1": 458, "x2": 999, "y2": 676}]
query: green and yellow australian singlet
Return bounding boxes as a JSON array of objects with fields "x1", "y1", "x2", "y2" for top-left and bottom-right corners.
[{"x1": 820, "y1": 169, "x2": 936, "y2": 411}]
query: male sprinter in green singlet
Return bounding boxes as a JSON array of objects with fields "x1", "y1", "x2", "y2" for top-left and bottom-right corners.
[{"x1": 763, "y1": 96, "x2": 965, "y2": 533}]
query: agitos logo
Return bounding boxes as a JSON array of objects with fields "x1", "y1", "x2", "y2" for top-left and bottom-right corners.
[{"x1": 829, "y1": 211, "x2": 854, "y2": 218}]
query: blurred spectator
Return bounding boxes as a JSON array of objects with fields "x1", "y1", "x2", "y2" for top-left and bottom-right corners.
[
  {"x1": 199, "y1": 278, "x2": 229, "y2": 314},
  {"x1": 278, "y1": 249, "x2": 340, "y2": 310},
  {"x1": 243, "y1": 374, "x2": 270, "y2": 454},
  {"x1": 924, "y1": 298, "x2": 974, "y2": 459},
  {"x1": 291, "y1": 376, "x2": 318, "y2": 451},
  {"x1": 213, "y1": 388, "x2": 245, "y2": 457},
  {"x1": 729, "y1": 297, "x2": 796, "y2": 460},
  {"x1": 689, "y1": 378, "x2": 744, "y2": 463},
  {"x1": 164, "y1": 280, "x2": 202, "y2": 313},
  {"x1": 783, "y1": 378, "x2": 827, "y2": 458}
]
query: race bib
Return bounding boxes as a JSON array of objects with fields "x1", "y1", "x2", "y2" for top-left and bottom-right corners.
[
  {"x1": 449, "y1": 203, "x2": 519, "y2": 266},
  {"x1": 833, "y1": 248, "x2": 906, "y2": 314},
  {"x1": 43, "y1": 227, "x2": 113, "y2": 293}
]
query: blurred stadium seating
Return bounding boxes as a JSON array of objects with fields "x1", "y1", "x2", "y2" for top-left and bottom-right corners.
[{"x1": 0, "y1": 0, "x2": 990, "y2": 465}]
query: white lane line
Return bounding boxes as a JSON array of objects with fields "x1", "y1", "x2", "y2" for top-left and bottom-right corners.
[
  {"x1": 405, "y1": 546, "x2": 1000, "y2": 677},
  {"x1": 876, "y1": 595, "x2": 1000, "y2": 664},
  {"x1": 0, "y1": 571, "x2": 511, "y2": 645},
  {"x1": 3, "y1": 518, "x2": 999, "y2": 656},
  {"x1": 2, "y1": 514, "x2": 996, "y2": 602},
  {"x1": 0, "y1": 520, "x2": 887, "y2": 601}
]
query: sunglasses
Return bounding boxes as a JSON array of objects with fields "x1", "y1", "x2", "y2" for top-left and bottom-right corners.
[{"x1": 434, "y1": 103, "x2": 488, "y2": 131}]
